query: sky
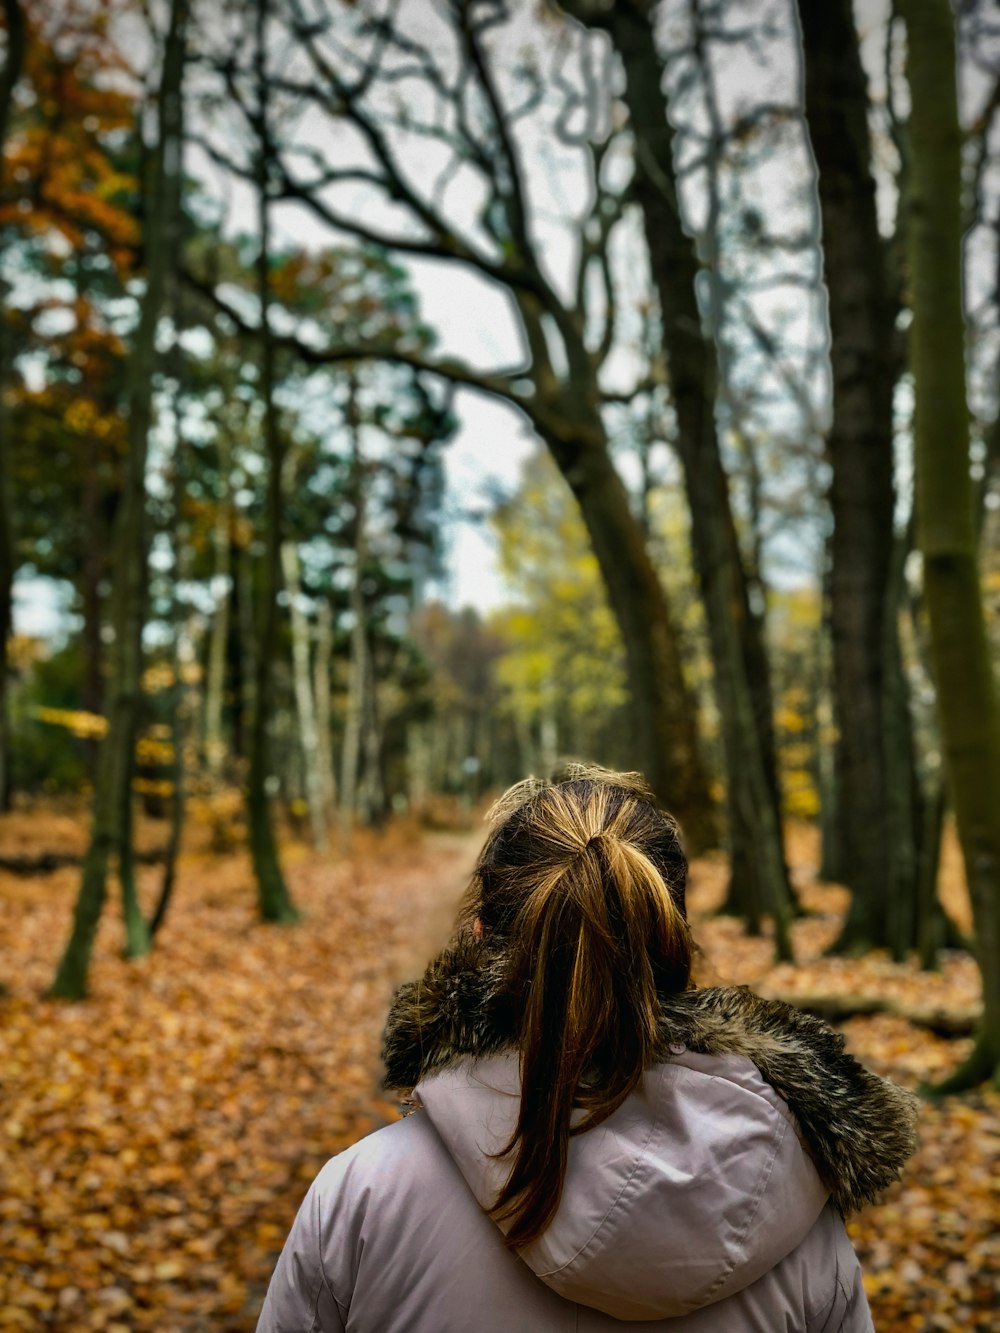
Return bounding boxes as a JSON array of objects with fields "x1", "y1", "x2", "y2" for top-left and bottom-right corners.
[{"x1": 398, "y1": 265, "x2": 536, "y2": 613}]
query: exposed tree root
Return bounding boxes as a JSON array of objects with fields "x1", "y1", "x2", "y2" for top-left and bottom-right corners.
[
  {"x1": 0, "y1": 848, "x2": 167, "y2": 876},
  {"x1": 761, "y1": 989, "x2": 979, "y2": 1038}
]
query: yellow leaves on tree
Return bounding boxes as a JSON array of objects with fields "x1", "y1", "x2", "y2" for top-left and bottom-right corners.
[{"x1": 489, "y1": 450, "x2": 627, "y2": 744}]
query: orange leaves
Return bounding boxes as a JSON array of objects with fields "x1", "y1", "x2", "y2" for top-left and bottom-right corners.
[
  {"x1": 0, "y1": 811, "x2": 474, "y2": 1329},
  {"x1": 2, "y1": 2, "x2": 141, "y2": 281}
]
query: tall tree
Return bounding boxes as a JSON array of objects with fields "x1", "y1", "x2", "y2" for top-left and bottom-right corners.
[
  {"x1": 246, "y1": 0, "x2": 298, "y2": 922},
  {"x1": 562, "y1": 0, "x2": 794, "y2": 955},
  {"x1": 194, "y1": 0, "x2": 718, "y2": 849},
  {"x1": 796, "y1": 0, "x2": 923, "y2": 956},
  {"x1": 49, "y1": 0, "x2": 189, "y2": 997},
  {"x1": 901, "y1": 0, "x2": 1000, "y2": 1089},
  {"x1": 338, "y1": 411, "x2": 368, "y2": 854}
]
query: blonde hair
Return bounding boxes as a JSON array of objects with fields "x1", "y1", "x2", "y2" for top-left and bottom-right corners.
[{"x1": 469, "y1": 764, "x2": 691, "y2": 1250}]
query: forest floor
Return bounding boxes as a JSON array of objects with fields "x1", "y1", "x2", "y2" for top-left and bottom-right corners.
[{"x1": 0, "y1": 806, "x2": 996, "y2": 1331}]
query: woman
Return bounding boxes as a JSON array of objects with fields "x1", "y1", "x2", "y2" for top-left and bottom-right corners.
[{"x1": 257, "y1": 766, "x2": 918, "y2": 1332}]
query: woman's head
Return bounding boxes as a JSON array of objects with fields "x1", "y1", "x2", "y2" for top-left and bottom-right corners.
[{"x1": 468, "y1": 764, "x2": 692, "y2": 1250}]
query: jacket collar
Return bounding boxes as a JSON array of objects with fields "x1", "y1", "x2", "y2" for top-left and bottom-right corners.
[{"x1": 382, "y1": 933, "x2": 919, "y2": 1216}]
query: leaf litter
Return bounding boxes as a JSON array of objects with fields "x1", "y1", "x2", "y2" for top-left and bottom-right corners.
[{"x1": 0, "y1": 813, "x2": 996, "y2": 1330}]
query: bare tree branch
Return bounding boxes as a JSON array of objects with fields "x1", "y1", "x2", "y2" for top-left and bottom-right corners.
[{"x1": 180, "y1": 265, "x2": 546, "y2": 430}]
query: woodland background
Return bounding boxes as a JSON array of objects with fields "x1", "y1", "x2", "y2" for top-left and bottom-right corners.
[{"x1": 0, "y1": 0, "x2": 998, "y2": 1328}]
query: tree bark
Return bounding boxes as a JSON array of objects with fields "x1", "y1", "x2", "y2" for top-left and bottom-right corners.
[
  {"x1": 49, "y1": 0, "x2": 188, "y2": 997},
  {"x1": 565, "y1": 0, "x2": 793, "y2": 954},
  {"x1": 246, "y1": 0, "x2": 297, "y2": 922},
  {"x1": 797, "y1": 0, "x2": 920, "y2": 954},
  {"x1": 901, "y1": 0, "x2": 1000, "y2": 1090}
]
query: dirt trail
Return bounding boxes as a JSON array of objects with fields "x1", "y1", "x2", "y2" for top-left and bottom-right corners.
[{"x1": 381, "y1": 829, "x2": 479, "y2": 989}]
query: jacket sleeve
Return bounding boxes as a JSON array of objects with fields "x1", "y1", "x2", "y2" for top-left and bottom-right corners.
[{"x1": 256, "y1": 1175, "x2": 347, "y2": 1333}]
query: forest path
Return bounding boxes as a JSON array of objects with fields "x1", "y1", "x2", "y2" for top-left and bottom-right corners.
[
  {"x1": 380, "y1": 827, "x2": 479, "y2": 988},
  {"x1": 0, "y1": 818, "x2": 487, "y2": 1332}
]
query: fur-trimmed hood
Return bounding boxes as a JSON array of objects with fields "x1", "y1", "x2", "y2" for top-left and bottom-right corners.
[
  {"x1": 382, "y1": 936, "x2": 917, "y2": 1320},
  {"x1": 383, "y1": 935, "x2": 918, "y2": 1219}
]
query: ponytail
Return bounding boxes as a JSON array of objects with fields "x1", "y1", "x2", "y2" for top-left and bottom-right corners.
[{"x1": 476, "y1": 772, "x2": 691, "y2": 1251}]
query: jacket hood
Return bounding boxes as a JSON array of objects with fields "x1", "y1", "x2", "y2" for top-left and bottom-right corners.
[{"x1": 383, "y1": 935, "x2": 918, "y2": 1321}]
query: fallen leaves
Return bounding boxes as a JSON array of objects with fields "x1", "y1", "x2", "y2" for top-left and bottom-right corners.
[
  {"x1": 690, "y1": 823, "x2": 999, "y2": 1332},
  {"x1": 0, "y1": 810, "x2": 997, "y2": 1330},
  {"x1": 0, "y1": 812, "x2": 473, "y2": 1330}
]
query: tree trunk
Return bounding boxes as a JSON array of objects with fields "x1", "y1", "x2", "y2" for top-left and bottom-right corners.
[
  {"x1": 407, "y1": 721, "x2": 430, "y2": 814},
  {"x1": 882, "y1": 524, "x2": 922, "y2": 960},
  {"x1": 816, "y1": 544, "x2": 844, "y2": 883},
  {"x1": 203, "y1": 431, "x2": 231, "y2": 780},
  {"x1": 233, "y1": 534, "x2": 254, "y2": 762},
  {"x1": 281, "y1": 538, "x2": 329, "y2": 852},
  {"x1": 358, "y1": 653, "x2": 386, "y2": 828},
  {"x1": 72, "y1": 255, "x2": 107, "y2": 778},
  {"x1": 916, "y1": 782, "x2": 947, "y2": 970},
  {"x1": 246, "y1": 0, "x2": 297, "y2": 922},
  {"x1": 0, "y1": 0, "x2": 26, "y2": 812},
  {"x1": 149, "y1": 327, "x2": 190, "y2": 939},
  {"x1": 117, "y1": 742, "x2": 147, "y2": 957},
  {"x1": 48, "y1": 0, "x2": 188, "y2": 997},
  {"x1": 568, "y1": 0, "x2": 793, "y2": 953},
  {"x1": 541, "y1": 411, "x2": 718, "y2": 853},
  {"x1": 339, "y1": 416, "x2": 367, "y2": 854},
  {"x1": 797, "y1": 0, "x2": 919, "y2": 954},
  {"x1": 80, "y1": 437, "x2": 106, "y2": 769},
  {"x1": 901, "y1": 0, "x2": 1000, "y2": 1090},
  {"x1": 313, "y1": 598, "x2": 336, "y2": 826}
]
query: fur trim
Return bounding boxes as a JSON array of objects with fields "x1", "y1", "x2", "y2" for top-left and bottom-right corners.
[{"x1": 381, "y1": 934, "x2": 919, "y2": 1215}]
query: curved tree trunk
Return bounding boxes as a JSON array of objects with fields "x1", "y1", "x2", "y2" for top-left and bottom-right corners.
[
  {"x1": 901, "y1": 0, "x2": 1000, "y2": 1090},
  {"x1": 535, "y1": 398, "x2": 718, "y2": 854},
  {"x1": 49, "y1": 0, "x2": 188, "y2": 997},
  {"x1": 565, "y1": 0, "x2": 793, "y2": 954}
]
